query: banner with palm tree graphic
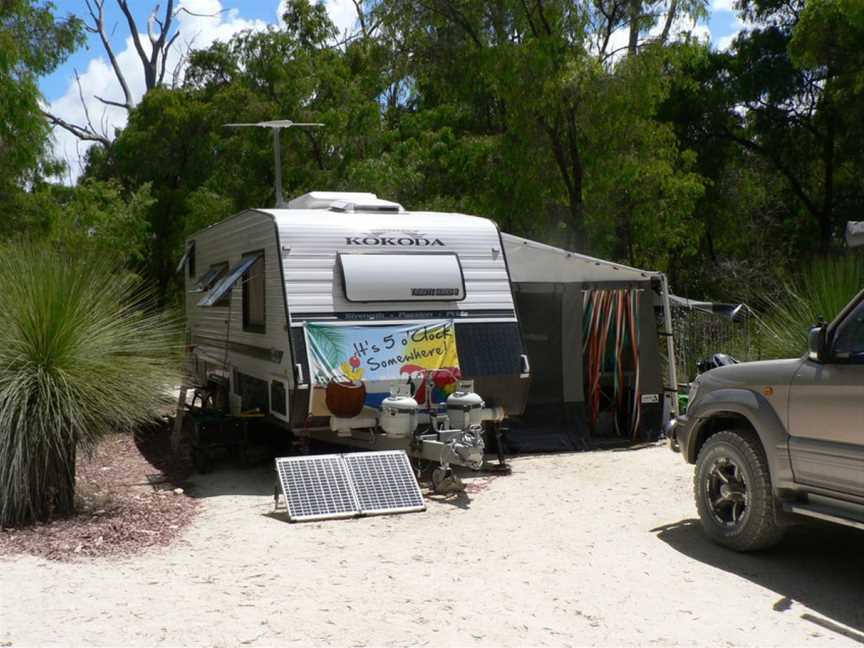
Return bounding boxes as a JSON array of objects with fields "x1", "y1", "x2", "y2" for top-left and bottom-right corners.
[{"x1": 306, "y1": 320, "x2": 461, "y2": 408}]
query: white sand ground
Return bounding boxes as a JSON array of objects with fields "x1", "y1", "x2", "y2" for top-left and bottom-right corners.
[{"x1": 1, "y1": 445, "x2": 862, "y2": 648}]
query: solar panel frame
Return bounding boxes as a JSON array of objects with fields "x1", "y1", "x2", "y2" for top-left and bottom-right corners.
[
  {"x1": 274, "y1": 451, "x2": 426, "y2": 522},
  {"x1": 275, "y1": 454, "x2": 359, "y2": 522},
  {"x1": 343, "y1": 451, "x2": 426, "y2": 516}
]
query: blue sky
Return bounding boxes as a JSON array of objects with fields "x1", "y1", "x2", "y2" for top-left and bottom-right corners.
[
  {"x1": 41, "y1": 0, "x2": 288, "y2": 101},
  {"x1": 39, "y1": 0, "x2": 745, "y2": 181}
]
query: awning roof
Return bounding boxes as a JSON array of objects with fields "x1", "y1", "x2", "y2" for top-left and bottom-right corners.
[{"x1": 501, "y1": 234, "x2": 659, "y2": 284}]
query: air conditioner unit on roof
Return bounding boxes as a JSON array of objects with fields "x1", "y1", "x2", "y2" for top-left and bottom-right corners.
[
  {"x1": 329, "y1": 198, "x2": 405, "y2": 213},
  {"x1": 286, "y1": 191, "x2": 379, "y2": 210}
]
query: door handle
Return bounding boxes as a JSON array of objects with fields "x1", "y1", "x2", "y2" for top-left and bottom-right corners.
[
  {"x1": 295, "y1": 363, "x2": 306, "y2": 386},
  {"x1": 520, "y1": 354, "x2": 531, "y2": 377}
]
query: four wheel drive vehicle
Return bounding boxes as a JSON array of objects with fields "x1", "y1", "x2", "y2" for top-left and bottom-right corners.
[{"x1": 667, "y1": 288, "x2": 864, "y2": 551}]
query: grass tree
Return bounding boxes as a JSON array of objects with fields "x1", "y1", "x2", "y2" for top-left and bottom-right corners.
[
  {"x1": 0, "y1": 243, "x2": 181, "y2": 527},
  {"x1": 757, "y1": 255, "x2": 864, "y2": 359}
]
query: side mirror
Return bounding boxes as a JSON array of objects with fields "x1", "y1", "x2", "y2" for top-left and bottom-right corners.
[{"x1": 807, "y1": 324, "x2": 828, "y2": 362}]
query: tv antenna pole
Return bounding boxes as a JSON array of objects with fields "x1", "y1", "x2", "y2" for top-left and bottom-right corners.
[{"x1": 224, "y1": 120, "x2": 324, "y2": 207}]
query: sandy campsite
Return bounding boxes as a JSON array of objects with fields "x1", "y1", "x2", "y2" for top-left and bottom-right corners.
[{"x1": 2, "y1": 444, "x2": 862, "y2": 648}]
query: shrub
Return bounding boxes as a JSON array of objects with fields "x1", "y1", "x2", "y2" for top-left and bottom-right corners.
[
  {"x1": 0, "y1": 242, "x2": 181, "y2": 527},
  {"x1": 756, "y1": 255, "x2": 863, "y2": 359}
]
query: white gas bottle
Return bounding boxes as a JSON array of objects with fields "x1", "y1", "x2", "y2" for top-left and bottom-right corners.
[
  {"x1": 379, "y1": 396, "x2": 418, "y2": 437},
  {"x1": 446, "y1": 390, "x2": 484, "y2": 429}
]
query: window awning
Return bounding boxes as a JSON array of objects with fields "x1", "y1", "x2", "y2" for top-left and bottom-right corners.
[
  {"x1": 338, "y1": 253, "x2": 465, "y2": 302},
  {"x1": 176, "y1": 242, "x2": 194, "y2": 273},
  {"x1": 190, "y1": 265, "x2": 226, "y2": 293},
  {"x1": 198, "y1": 254, "x2": 261, "y2": 307}
]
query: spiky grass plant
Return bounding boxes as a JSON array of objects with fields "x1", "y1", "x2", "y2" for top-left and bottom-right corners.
[
  {"x1": 0, "y1": 243, "x2": 181, "y2": 527},
  {"x1": 757, "y1": 255, "x2": 863, "y2": 359}
]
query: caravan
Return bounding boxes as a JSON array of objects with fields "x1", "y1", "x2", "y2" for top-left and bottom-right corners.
[{"x1": 180, "y1": 191, "x2": 530, "y2": 477}]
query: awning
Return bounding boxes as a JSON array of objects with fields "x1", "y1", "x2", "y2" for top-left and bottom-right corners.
[
  {"x1": 198, "y1": 254, "x2": 261, "y2": 307},
  {"x1": 501, "y1": 234, "x2": 658, "y2": 284},
  {"x1": 669, "y1": 295, "x2": 751, "y2": 322},
  {"x1": 175, "y1": 242, "x2": 194, "y2": 273},
  {"x1": 190, "y1": 264, "x2": 226, "y2": 293}
]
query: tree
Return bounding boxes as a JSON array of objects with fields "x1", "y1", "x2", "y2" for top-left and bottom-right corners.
[
  {"x1": 371, "y1": 0, "x2": 706, "y2": 251},
  {"x1": 0, "y1": 1, "x2": 82, "y2": 208},
  {"x1": 44, "y1": 0, "x2": 221, "y2": 146},
  {"x1": 0, "y1": 242, "x2": 180, "y2": 526},
  {"x1": 701, "y1": 0, "x2": 863, "y2": 253}
]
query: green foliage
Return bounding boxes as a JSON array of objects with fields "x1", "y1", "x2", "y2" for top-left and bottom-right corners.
[
  {"x1": 756, "y1": 255, "x2": 864, "y2": 359},
  {"x1": 0, "y1": 242, "x2": 181, "y2": 526},
  {"x1": 3, "y1": 180, "x2": 155, "y2": 269},
  {"x1": 48, "y1": 180, "x2": 155, "y2": 265},
  {"x1": 48, "y1": 0, "x2": 861, "y2": 305},
  {"x1": 0, "y1": 1, "x2": 82, "y2": 199}
]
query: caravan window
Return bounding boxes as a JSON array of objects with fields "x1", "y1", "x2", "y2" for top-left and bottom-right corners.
[
  {"x1": 242, "y1": 251, "x2": 266, "y2": 333},
  {"x1": 338, "y1": 253, "x2": 465, "y2": 302},
  {"x1": 198, "y1": 254, "x2": 260, "y2": 307},
  {"x1": 191, "y1": 263, "x2": 227, "y2": 293}
]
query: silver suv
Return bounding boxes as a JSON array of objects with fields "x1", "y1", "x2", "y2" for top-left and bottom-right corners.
[{"x1": 667, "y1": 289, "x2": 864, "y2": 551}]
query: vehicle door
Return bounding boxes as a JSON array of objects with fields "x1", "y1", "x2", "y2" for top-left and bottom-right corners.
[{"x1": 788, "y1": 292, "x2": 864, "y2": 497}]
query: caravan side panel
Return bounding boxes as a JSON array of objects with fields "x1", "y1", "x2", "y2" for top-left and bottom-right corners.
[{"x1": 184, "y1": 210, "x2": 292, "y2": 420}]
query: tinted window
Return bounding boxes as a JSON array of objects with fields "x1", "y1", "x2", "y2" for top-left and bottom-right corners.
[
  {"x1": 188, "y1": 243, "x2": 196, "y2": 278},
  {"x1": 833, "y1": 299, "x2": 864, "y2": 361},
  {"x1": 243, "y1": 252, "x2": 265, "y2": 333}
]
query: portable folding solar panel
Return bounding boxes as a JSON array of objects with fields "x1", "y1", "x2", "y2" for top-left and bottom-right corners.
[
  {"x1": 275, "y1": 454, "x2": 358, "y2": 522},
  {"x1": 274, "y1": 450, "x2": 426, "y2": 522},
  {"x1": 343, "y1": 451, "x2": 425, "y2": 516}
]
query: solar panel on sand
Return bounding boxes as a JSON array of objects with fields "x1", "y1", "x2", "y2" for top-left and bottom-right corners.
[{"x1": 274, "y1": 450, "x2": 426, "y2": 522}]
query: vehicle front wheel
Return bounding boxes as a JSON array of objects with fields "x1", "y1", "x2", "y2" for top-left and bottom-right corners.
[{"x1": 694, "y1": 429, "x2": 784, "y2": 551}]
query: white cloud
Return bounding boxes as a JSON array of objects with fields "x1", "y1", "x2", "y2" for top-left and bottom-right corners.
[
  {"x1": 716, "y1": 32, "x2": 738, "y2": 51},
  {"x1": 49, "y1": 0, "x2": 363, "y2": 182},
  {"x1": 711, "y1": 0, "x2": 736, "y2": 11},
  {"x1": 710, "y1": 12, "x2": 758, "y2": 52},
  {"x1": 47, "y1": 0, "x2": 269, "y2": 183},
  {"x1": 325, "y1": 0, "x2": 358, "y2": 37},
  {"x1": 597, "y1": 10, "x2": 710, "y2": 66},
  {"x1": 276, "y1": 0, "x2": 356, "y2": 35}
]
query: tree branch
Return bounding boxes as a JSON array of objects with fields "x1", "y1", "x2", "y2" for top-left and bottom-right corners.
[
  {"x1": 94, "y1": 95, "x2": 132, "y2": 109},
  {"x1": 658, "y1": 0, "x2": 679, "y2": 44},
  {"x1": 718, "y1": 125, "x2": 820, "y2": 218},
  {"x1": 84, "y1": 0, "x2": 133, "y2": 110},
  {"x1": 74, "y1": 69, "x2": 99, "y2": 135},
  {"x1": 116, "y1": 0, "x2": 151, "y2": 83},
  {"x1": 42, "y1": 110, "x2": 111, "y2": 147}
]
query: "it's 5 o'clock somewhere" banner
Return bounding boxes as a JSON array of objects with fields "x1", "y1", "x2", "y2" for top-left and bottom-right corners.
[{"x1": 306, "y1": 320, "x2": 461, "y2": 408}]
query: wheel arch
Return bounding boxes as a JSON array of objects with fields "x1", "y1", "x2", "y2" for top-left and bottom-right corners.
[{"x1": 686, "y1": 388, "x2": 794, "y2": 490}]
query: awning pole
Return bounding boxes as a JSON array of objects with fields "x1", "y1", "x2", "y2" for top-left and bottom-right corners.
[{"x1": 660, "y1": 273, "x2": 679, "y2": 417}]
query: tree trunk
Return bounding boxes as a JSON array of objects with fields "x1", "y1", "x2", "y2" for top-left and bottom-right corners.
[
  {"x1": 45, "y1": 438, "x2": 77, "y2": 518},
  {"x1": 628, "y1": 0, "x2": 641, "y2": 55},
  {"x1": 545, "y1": 114, "x2": 586, "y2": 252},
  {"x1": 2, "y1": 430, "x2": 77, "y2": 526},
  {"x1": 820, "y1": 100, "x2": 835, "y2": 252}
]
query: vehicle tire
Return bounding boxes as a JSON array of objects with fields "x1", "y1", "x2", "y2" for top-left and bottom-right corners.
[{"x1": 694, "y1": 429, "x2": 785, "y2": 551}]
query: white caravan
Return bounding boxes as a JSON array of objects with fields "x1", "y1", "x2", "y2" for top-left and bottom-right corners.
[{"x1": 180, "y1": 192, "x2": 530, "y2": 474}]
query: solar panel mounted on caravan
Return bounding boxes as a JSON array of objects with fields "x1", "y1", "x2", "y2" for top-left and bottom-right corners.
[{"x1": 181, "y1": 192, "x2": 530, "y2": 451}]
